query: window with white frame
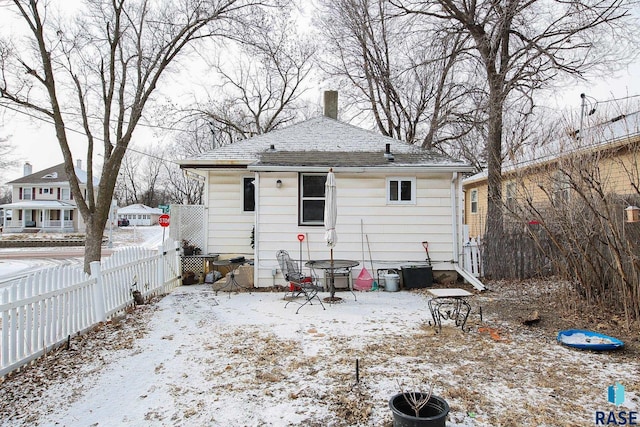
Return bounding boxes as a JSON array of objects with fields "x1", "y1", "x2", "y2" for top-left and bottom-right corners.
[
  {"x1": 470, "y1": 189, "x2": 478, "y2": 214},
  {"x1": 243, "y1": 177, "x2": 255, "y2": 212},
  {"x1": 552, "y1": 171, "x2": 571, "y2": 205},
  {"x1": 23, "y1": 187, "x2": 33, "y2": 200},
  {"x1": 387, "y1": 177, "x2": 416, "y2": 204},
  {"x1": 299, "y1": 173, "x2": 327, "y2": 225},
  {"x1": 505, "y1": 182, "x2": 516, "y2": 211}
]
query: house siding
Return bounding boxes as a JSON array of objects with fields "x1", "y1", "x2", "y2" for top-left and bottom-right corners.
[
  {"x1": 463, "y1": 136, "x2": 640, "y2": 239},
  {"x1": 253, "y1": 171, "x2": 457, "y2": 287},
  {"x1": 206, "y1": 171, "x2": 256, "y2": 256}
]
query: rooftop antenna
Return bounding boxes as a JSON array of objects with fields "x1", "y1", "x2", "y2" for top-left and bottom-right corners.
[{"x1": 579, "y1": 93, "x2": 597, "y2": 141}]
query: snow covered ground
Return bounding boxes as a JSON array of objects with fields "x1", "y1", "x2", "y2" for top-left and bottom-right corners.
[
  {"x1": 0, "y1": 225, "x2": 166, "y2": 282},
  {"x1": 1, "y1": 282, "x2": 638, "y2": 426}
]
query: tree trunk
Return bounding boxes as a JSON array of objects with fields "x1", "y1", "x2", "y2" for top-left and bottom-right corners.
[
  {"x1": 484, "y1": 84, "x2": 505, "y2": 278},
  {"x1": 83, "y1": 216, "x2": 104, "y2": 274}
]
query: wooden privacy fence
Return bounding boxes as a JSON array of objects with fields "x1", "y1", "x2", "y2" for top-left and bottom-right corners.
[{"x1": 0, "y1": 241, "x2": 181, "y2": 378}]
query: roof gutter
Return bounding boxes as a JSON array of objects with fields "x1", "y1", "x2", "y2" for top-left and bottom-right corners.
[
  {"x1": 180, "y1": 163, "x2": 249, "y2": 169},
  {"x1": 248, "y1": 165, "x2": 475, "y2": 173}
]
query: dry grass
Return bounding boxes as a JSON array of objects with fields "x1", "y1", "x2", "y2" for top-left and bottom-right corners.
[{"x1": 1, "y1": 278, "x2": 638, "y2": 426}]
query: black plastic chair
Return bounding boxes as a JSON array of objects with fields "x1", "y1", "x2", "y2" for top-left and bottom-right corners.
[{"x1": 276, "y1": 250, "x2": 325, "y2": 314}]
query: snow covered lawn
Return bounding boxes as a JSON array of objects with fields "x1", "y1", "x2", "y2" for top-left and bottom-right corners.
[{"x1": 1, "y1": 284, "x2": 638, "y2": 426}]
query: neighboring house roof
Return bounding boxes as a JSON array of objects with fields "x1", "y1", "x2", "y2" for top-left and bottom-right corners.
[
  {"x1": 464, "y1": 110, "x2": 640, "y2": 185},
  {"x1": 180, "y1": 116, "x2": 473, "y2": 172},
  {"x1": 117, "y1": 204, "x2": 163, "y2": 215},
  {"x1": 6, "y1": 163, "x2": 99, "y2": 186}
]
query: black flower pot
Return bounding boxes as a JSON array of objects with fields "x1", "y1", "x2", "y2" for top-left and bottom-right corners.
[{"x1": 389, "y1": 393, "x2": 449, "y2": 427}]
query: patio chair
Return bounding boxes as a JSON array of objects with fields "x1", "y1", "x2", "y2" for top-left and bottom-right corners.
[{"x1": 276, "y1": 250, "x2": 325, "y2": 314}]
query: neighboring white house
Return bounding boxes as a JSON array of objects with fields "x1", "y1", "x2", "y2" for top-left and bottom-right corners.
[
  {"x1": 0, "y1": 161, "x2": 93, "y2": 233},
  {"x1": 179, "y1": 92, "x2": 475, "y2": 288},
  {"x1": 117, "y1": 204, "x2": 163, "y2": 226}
]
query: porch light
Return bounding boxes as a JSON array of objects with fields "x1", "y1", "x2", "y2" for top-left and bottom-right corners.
[
  {"x1": 625, "y1": 206, "x2": 640, "y2": 223},
  {"x1": 276, "y1": 179, "x2": 282, "y2": 188}
]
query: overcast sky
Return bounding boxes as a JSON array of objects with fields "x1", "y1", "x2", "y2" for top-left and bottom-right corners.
[{"x1": 0, "y1": 2, "x2": 639, "y2": 184}]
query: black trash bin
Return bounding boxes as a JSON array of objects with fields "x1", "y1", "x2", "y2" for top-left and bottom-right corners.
[{"x1": 401, "y1": 264, "x2": 433, "y2": 289}]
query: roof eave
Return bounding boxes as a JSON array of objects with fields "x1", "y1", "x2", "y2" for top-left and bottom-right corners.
[{"x1": 248, "y1": 165, "x2": 474, "y2": 173}]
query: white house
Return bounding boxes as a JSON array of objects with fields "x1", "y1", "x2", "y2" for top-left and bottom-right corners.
[
  {"x1": 117, "y1": 204, "x2": 163, "y2": 226},
  {"x1": 0, "y1": 161, "x2": 93, "y2": 233},
  {"x1": 179, "y1": 92, "x2": 475, "y2": 288}
]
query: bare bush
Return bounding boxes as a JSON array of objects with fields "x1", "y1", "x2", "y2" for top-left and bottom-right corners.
[{"x1": 493, "y1": 111, "x2": 640, "y2": 327}]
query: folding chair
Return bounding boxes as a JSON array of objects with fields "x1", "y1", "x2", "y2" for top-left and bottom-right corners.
[{"x1": 276, "y1": 250, "x2": 325, "y2": 314}]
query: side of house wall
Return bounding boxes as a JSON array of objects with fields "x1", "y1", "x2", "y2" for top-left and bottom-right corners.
[
  {"x1": 463, "y1": 181, "x2": 488, "y2": 239},
  {"x1": 255, "y1": 170, "x2": 457, "y2": 287},
  {"x1": 463, "y1": 146, "x2": 640, "y2": 239},
  {"x1": 205, "y1": 170, "x2": 256, "y2": 257}
]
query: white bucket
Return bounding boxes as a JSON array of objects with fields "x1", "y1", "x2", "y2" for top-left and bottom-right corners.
[{"x1": 383, "y1": 272, "x2": 400, "y2": 292}]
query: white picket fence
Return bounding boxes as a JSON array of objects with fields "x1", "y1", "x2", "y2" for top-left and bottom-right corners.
[
  {"x1": 463, "y1": 237, "x2": 484, "y2": 278},
  {"x1": 0, "y1": 241, "x2": 181, "y2": 378}
]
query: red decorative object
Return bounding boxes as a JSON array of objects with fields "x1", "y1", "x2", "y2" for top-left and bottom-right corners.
[{"x1": 297, "y1": 233, "x2": 305, "y2": 242}]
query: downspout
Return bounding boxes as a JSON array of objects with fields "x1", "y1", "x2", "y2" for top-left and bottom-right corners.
[
  {"x1": 253, "y1": 172, "x2": 260, "y2": 288},
  {"x1": 450, "y1": 172, "x2": 459, "y2": 264},
  {"x1": 203, "y1": 172, "x2": 210, "y2": 254}
]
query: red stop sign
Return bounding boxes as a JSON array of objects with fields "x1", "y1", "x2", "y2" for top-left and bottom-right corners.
[{"x1": 158, "y1": 214, "x2": 170, "y2": 227}]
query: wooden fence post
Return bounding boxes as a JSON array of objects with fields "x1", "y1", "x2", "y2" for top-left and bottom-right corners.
[
  {"x1": 157, "y1": 245, "x2": 165, "y2": 291},
  {"x1": 90, "y1": 261, "x2": 106, "y2": 322}
]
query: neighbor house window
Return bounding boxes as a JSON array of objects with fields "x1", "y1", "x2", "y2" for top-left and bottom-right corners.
[
  {"x1": 470, "y1": 189, "x2": 478, "y2": 214},
  {"x1": 300, "y1": 173, "x2": 327, "y2": 225},
  {"x1": 552, "y1": 171, "x2": 571, "y2": 205},
  {"x1": 243, "y1": 177, "x2": 255, "y2": 212},
  {"x1": 61, "y1": 188, "x2": 71, "y2": 200},
  {"x1": 22, "y1": 187, "x2": 33, "y2": 200},
  {"x1": 387, "y1": 177, "x2": 416, "y2": 204},
  {"x1": 505, "y1": 182, "x2": 516, "y2": 211}
]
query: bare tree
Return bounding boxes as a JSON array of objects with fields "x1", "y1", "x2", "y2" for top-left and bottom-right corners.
[
  {"x1": 0, "y1": 0, "x2": 279, "y2": 272},
  {"x1": 391, "y1": 0, "x2": 638, "y2": 276},
  {"x1": 192, "y1": 7, "x2": 316, "y2": 145},
  {"x1": 0, "y1": 133, "x2": 18, "y2": 180},
  {"x1": 116, "y1": 145, "x2": 167, "y2": 206},
  {"x1": 316, "y1": 0, "x2": 478, "y2": 150},
  {"x1": 504, "y1": 106, "x2": 640, "y2": 325}
]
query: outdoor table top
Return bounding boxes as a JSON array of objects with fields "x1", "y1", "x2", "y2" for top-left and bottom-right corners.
[
  {"x1": 305, "y1": 259, "x2": 359, "y2": 270},
  {"x1": 427, "y1": 288, "x2": 473, "y2": 298}
]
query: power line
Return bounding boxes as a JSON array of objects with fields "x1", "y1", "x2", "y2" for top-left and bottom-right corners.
[{"x1": 0, "y1": 102, "x2": 184, "y2": 164}]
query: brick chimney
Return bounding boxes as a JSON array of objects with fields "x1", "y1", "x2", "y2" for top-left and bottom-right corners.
[{"x1": 323, "y1": 91, "x2": 338, "y2": 120}]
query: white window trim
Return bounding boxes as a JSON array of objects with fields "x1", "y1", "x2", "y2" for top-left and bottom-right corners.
[
  {"x1": 23, "y1": 187, "x2": 33, "y2": 200},
  {"x1": 386, "y1": 177, "x2": 416, "y2": 205},
  {"x1": 242, "y1": 176, "x2": 256, "y2": 213},
  {"x1": 470, "y1": 189, "x2": 478, "y2": 214},
  {"x1": 299, "y1": 173, "x2": 326, "y2": 225}
]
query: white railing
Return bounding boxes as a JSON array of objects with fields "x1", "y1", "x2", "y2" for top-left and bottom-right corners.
[
  {"x1": 463, "y1": 237, "x2": 484, "y2": 278},
  {"x1": 42, "y1": 220, "x2": 74, "y2": 229},
  {"x1": 0, "y1": 240, "x2": 181, "y2": 378}
]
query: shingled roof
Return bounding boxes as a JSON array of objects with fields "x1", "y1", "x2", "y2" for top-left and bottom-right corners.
[
  {"x1": 7, "y1": 163, "x2": 97, "y2": 185},
  {"x1": 180, "y1": 116, "x2": 472, "y2": 171}
]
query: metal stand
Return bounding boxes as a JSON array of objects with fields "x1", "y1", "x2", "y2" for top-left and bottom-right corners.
[
  {"x1": 213, "y1": 260, "x2": 251, "y2": 298},
  {"x1": 427, "y1": 288, "x2": 473, "y2": 332}
]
